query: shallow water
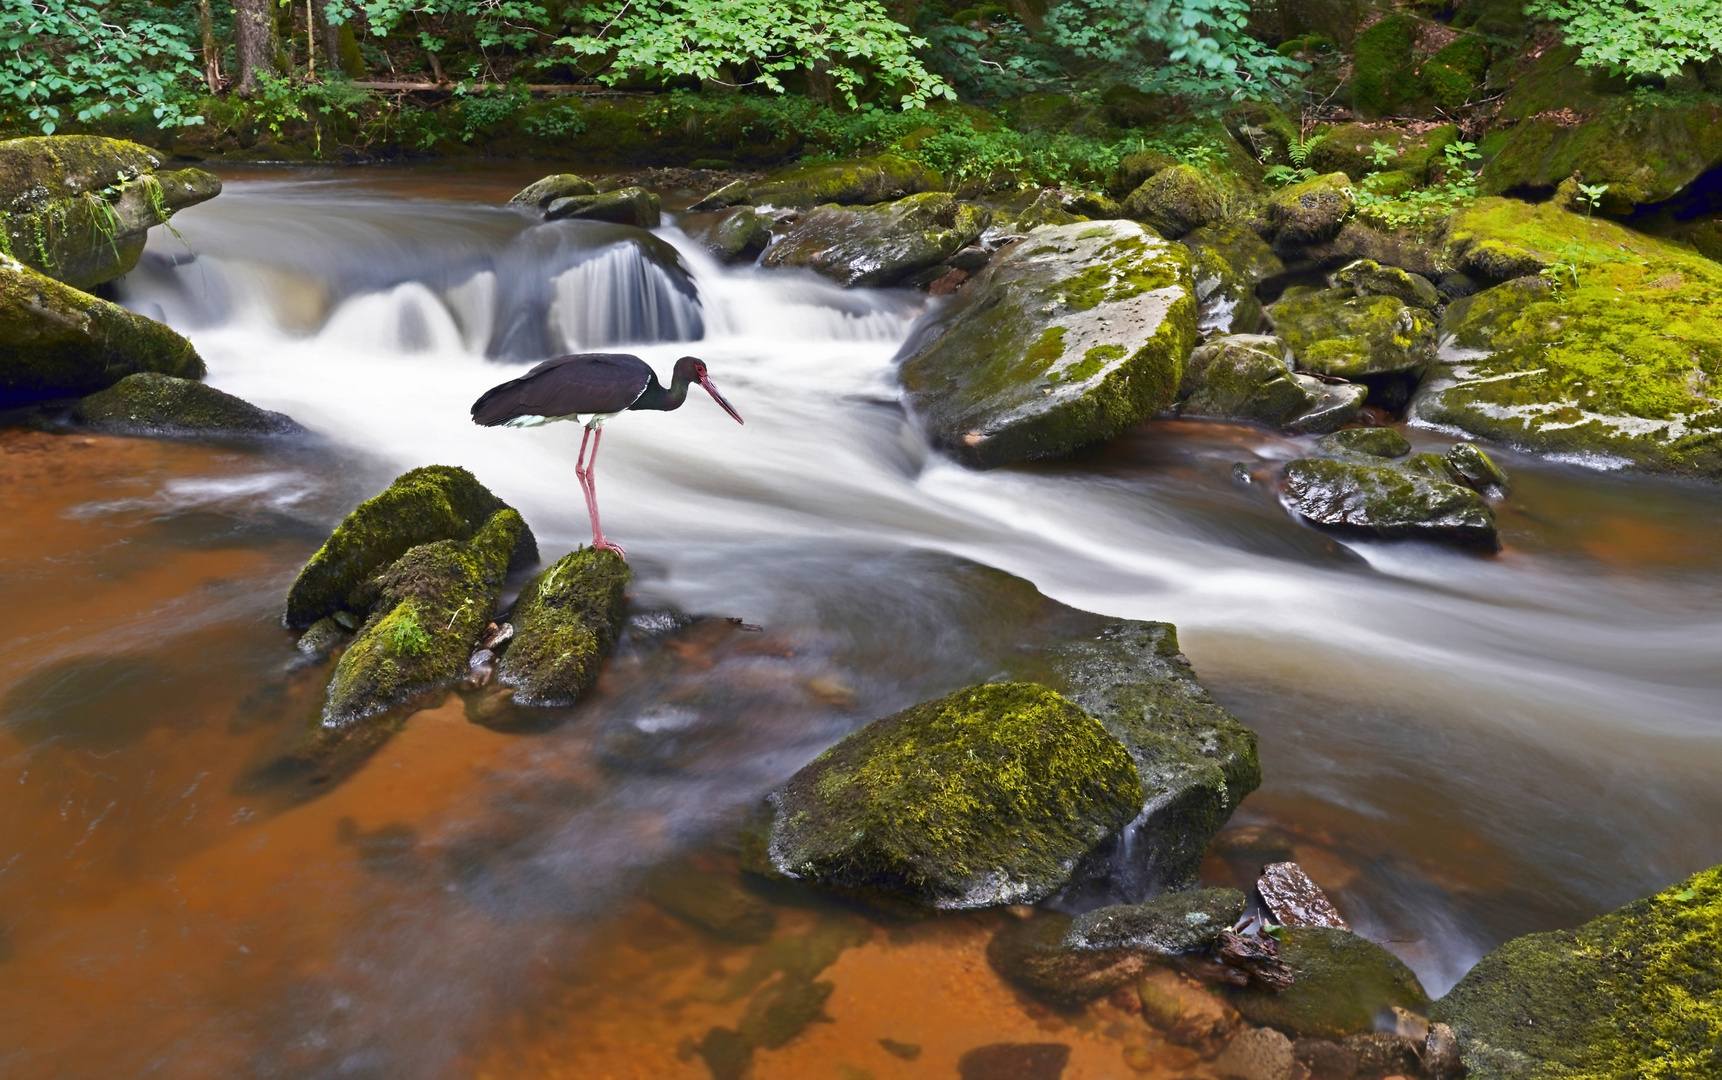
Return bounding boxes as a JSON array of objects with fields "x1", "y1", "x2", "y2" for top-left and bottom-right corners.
[{"x1": 1, "y1": 165, "x2": 1720, "y2": 1079}]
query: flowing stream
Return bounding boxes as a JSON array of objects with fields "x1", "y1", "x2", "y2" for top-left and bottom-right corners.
[{"x1": 1, "y1": 165, "x2": 1720, "y2": 1079}]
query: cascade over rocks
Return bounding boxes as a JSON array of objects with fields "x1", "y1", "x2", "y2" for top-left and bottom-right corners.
[
  {"x1": 72, "y1": 372, "x2": 304, "y2": 437},
  {"x1": 691, "y1": 154, "x2": 942, "y2": 211},
  {"x1": 0, "y1": 256, "x2": 205, "y2": 408},
  {"x1": 0, "y1": 135, "x2": 221, "y2": 290},
  {"x1": 759, "y1": 193, "x2": 989, "y2": 287},
  {"x1": 897, "y1": 219, "x2": 1199, "y2": 469},
  {"x1": 679, "y1": 205, "x2": 772, "y2": 263}
]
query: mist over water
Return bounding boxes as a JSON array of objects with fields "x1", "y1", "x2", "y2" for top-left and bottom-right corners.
[{"x1": 3, "y1": 170, "x2": 1718, "y2": 1077}]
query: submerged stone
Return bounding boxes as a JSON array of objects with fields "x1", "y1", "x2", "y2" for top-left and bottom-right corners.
[
  {"x1": 1123, "y1": 163, "x2": 1225, "y2": 239},
  {"x1": 897, "y1": 219, "x2": 1199, "y2": 468},
  {"x1": 508, "y1": 173, "x2": 599, "y2": 209},
  {"x1": 284, "y1": 465, "x2": 538, "y2": 629},
  {"x1": 741, "y1": 682, "x2": 1145, "y2": 909},
  {"x1": 545, "y1": 186, "x2": 660, "y2": 228},
  {"x1": 692, "y1": 153, "x2": 941, "y2": 211},
  {"x1": 72, "y1": 372, "x2": 302, "y2": 437},
  {"x1": 0, "y1": 135, "x2": 221, "y2": 289},
  {"x1": 988, "y1": 888, "x2": 1248, "y2": 1003},
  {"x1": 1233, "y1": 926, "x2": 1430, "y2": 1040},
  {"x1": 1280, "y1": 457, "x2": 1498, "y2": 550},
  {"x1": 759, "y1": 192, "x2": 988, "y2": 287},
  {"x1": 0, "y1": 256, "x2": 206, "y2": 408},
  {"x1": 497, "y1": 546, "x2": 630, "y2": 707},
  {"x1": 1431, "y1": 864, "x2": 1722, "y2": 1079},
  {"x1": 643, "y1": 862, "x2": 775, "y2": 943},
  {"x1": 1267, "y1": 287, "x2": 1436, "y2": 379}
]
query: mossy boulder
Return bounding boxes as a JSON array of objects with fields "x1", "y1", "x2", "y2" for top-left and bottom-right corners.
[
  {"x1": 1280, "y1": 456, "x2": 1499, "y2": 550},
  {"x1": 72, "y1": 372, "x2": 302, "y2": 437},
  {"x1": 692, "y1": 154, "x2": 942, "y2": 211},
  {"x1": 1410, "y1": 199, "x2": 1722, "y2": 479},
  {"x1": 741, "y1": 682, "x2": 1146, "y2": 909},
  {"x1": 1234, "y1": 927, "x2": 1430, "y2": 1039},
  {"x1": 0, "y1": 256, "x2": 205, "y2": 407},
  {"x1": 1333, "y1": 258, "x2": 1440, "y2": 310},
  {"x1": 988, "y1": 888, "x2": 1248, "y2": 1003},
  {"x1": 1430, "y1": 864, "x2": 1722, "y2": 1079},
  {"x1": 1122, "y1": 164, "x2": 1225, "y2": 239},
  {"x1": 759, "y1": 193, "x2": 988, "y2": 287},
  {"x1": 1481, "y1": 45, "x2": 1722, "y2": 211},
  {"x1": 1423, "y1": 36, "x2": 1490, "y2": 111},
  {"x1": 1264, "y1": 173, "x2": 1355, "y2": 252},
  {"x1": 1267, "y1": 287, "x2": 1436, "y2": 379},
  {"x1": 1182, "y1": 221, "x2": 1285, "y2": 337},
  {"x1": 497, "y1": 546, "x2": 630, "y2": 707},
  {"x1": 0, "y1": 135, "x2": 221, "y2": 289},
  {"x1": 508, "y1": 173, "x2": 599, "y2": 210},
  {"x1": 1179, "y1": 333, "x2": 1362, "y2": 432},
  {"x1": 545, "y1": 186, "x2": 660, "y2": 228},
  {"x1": 284, "y1": 465, "x2": 538, "y2": 629},
  {"x1": 322, "y1": 508, "x2": 529, "y2": 725},
  {"x1": 1350, "y1": 15, "x2": 1418, "y2": 119},
  {"x1": 1318, "y1": 427, "x2": 1410, "y2": 459},
  {"x1": 1307, "y1": 123, "x2": 1460, "y2": 184},
  {"x1": 1108, "y1": 150, "x2": 1179, "y2": 198},
  {"x1": 897, "y1": 220, "x2": 1199, "y2": 468},
  {"x1": 679, "y1": 205, "x2": 772, "y2": 263}
]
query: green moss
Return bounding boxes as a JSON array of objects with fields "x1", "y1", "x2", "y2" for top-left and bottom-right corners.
[
  {"x1": 1424, "y1": 36, "x2": 1490, "y2": 110},
  {"x1": 1267, "y1": 288, "x2": 1436, "y2": 378},
  {"x1": 719, "y1": 153, "x2": 943, "y2": 209},
  {"x1": 1024, "y1": 326, "x2": 1068, "y2": 371},
  {"x1": 744, "y1": 682, "x2": 1145, "y2": 908},
  {"x1": 1351, "y1": 16, "x2": 1418, "y2": 119},
  {"x1": 758, "y1": 192, "x2": 987, "y2": 287},
  {"x1": 1281, "y1": 456, "x2": 1499, "y2": 549},
  {"x1": 1266, "y1": 172, "x2": 1355, "y2": 248},
  {"x1": 1432, "y1": 865, "x2": 1722, "y2": 1079},
  {"x1": 1318, "y1": 427, "x2": 1412, "y2": 458},
  {"x1": 497, "y1": 546, "x2": 630, "y2": 707},
  {"x1": 72, "y1": 371, "x2": 300, "y2": 436},
  {"x1": 321, "y1": 507, "x2": 528, "y2": 725},
  {"x1": 1121, "y1": 163, "x2": 1224, "y2": 239},
  {"x1": 1235, "y1": 926, "x2": 1431, "y2": 1039},
  {"x1": 285, "y1": 465, "x2": 537, "y2": 629}
]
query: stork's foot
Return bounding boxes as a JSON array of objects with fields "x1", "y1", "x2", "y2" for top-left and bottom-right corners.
[{"x1": 593, "y1": 536, "x2": 628, "y2": 559}]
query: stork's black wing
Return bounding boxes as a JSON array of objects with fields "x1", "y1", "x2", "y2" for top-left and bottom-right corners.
[{"x1": 470, "y1": 353, "x2": 655, "y2": 426}]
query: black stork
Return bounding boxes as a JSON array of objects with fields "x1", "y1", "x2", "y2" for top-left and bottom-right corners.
[{"x1": 470, "y1": 353, "x2": 744, "y2": 557}]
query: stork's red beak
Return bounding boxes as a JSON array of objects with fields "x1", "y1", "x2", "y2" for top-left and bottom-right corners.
[{"x1": 700, "y1": 374, "x2": 744, "y2": 425}]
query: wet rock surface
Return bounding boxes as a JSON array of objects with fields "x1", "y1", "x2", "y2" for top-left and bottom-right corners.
[
  {"x1": 1266, "y1": 287, "x2": 1436, "y2": 380},
  {"x1": 678, "y1": 205, "x2": 772, "y2": 262},
  {"x1": 692, "y1": 153, "x2": 941, "y2": 211},
  {"x1": 897, "y1": 219, "x2": 1198, "y2": 468},
  {"x1": 1178, "y1": 334, "x2": 1362, "y2": 432},
  {"x1": 1233, "y1": 926, "x2": 1430, "y2": 1040},
  {"x1": 545, "y1": 186, "x2": 661, "y2": 228},
  {"x1": 72, "y1": 372, "x2": 303, "y2": 437},
  {"x1": 1280, "y1": 456, "x2": 1499, "y2": 550},
  {"x1": 1257, "y1": 862, "x2": 1349, "y2": 930},
  {"x1": 1, "y1": 256, "x2": 205, "y2": 408},
  {"x1": 508, "y1": 173, "x2": 599, "y2": 209},
  {"x1": 1181, "y1": 222, "x2": 1284, "y2": 337},
  {"x1": 1214, "y1": 1025, "x2": 1295, "y2": 1080},
  {"x1": 497, "y1": 546, "x2": 630, "y2": 707},
  {"x1": 759, "y1": 192, "x2": 988, "y2": 287}
]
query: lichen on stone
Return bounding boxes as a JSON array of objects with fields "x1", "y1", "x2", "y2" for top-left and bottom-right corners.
[
  {"x1": 72, "y1": 372, "x2": 302, "y2": 437},
  {"x1": 497, "y1": 546, "x2": 630, "y2": 707},
  {"x1": 1267, "y1": 287, "x2": 1436, "y2": 378}
]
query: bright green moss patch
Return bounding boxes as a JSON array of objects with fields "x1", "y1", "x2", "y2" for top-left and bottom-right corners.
[
  {"x1": 744, "y1": 682, "x2": 1145, "y2": 909},
  {"x1": 1432, "y1": 864, "x2": 1722, "y2": 1079},
  {"x1": 1351, "y1": 16, "x2": 1417, "y2": 119},
  {"x1": 1423, "y1": 36, "x2": 1489, "y2": 111},
  {"x1": 497, "y1": 546, "x2": 631, "y2": 707}
]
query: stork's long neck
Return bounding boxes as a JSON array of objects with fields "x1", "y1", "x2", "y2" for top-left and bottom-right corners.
[{"x1": 632, "y1": 370, "x2": 691, "y2": 413}]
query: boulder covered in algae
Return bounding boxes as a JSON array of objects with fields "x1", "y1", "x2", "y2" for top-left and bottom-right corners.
[
  {"x1": 0, "y1": 256, "x2": 205, "y2": 408},
  {"x1": 742, "y1": 682, "x2": 1145, "y2": 909},
  {"x1": 72, "y1": 372, "x2": 303, "y2": 437},
  {"x1": 497, "y1": 546, "x2": 631, "y2": 706},
  {"x1": 0, "y1": 135, "x2": 221, "y2": 289},
  {"x1": 691, "y1": 153, "x2": 941, "y2": 211},
  {"x1": 1279, "y1": 456, "x2": 1499, "y2": 551},
  {"x1": 320, "y1": 507, "x2": 530, "y2": 725},
  {"x1": 284, "y1": 465, "x2": 538, "y2": 629},
  {"x1": 1232, "y1": 926, "x2": 1430, "y2": 1040},
  {"x1": 897, "y1": 219, "x2": 1199, "y2": 468},
  {"x1": 1431, "y1": 863, "x2": 1722, "y2": 1079}
]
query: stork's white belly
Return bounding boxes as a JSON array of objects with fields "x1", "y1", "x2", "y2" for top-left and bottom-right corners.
[{"x1": 502, "y1": 411, "x2": 619, "y2": 429}]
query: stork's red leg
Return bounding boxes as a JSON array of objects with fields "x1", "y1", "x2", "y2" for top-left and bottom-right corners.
[{"x1": 582, "y1": 426, "x2": 626, "y2": 558}]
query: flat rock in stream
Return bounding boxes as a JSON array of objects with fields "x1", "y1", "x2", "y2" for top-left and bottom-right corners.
[
  {"x1": 72, "y1": 372, "x2": 303, "y2": 437},
  {"x1": 897, "y1": 219, "x2": 1199, "y2": 468},
  {"x1": 760, "y1": 193, "x2": 988, "y2": 287},
  {"x1": 497, "y1": 546, "x2": 631, "y2": 707},
  {"x1": 1279, "y1": 456, "x2": 1499, "y2": 551}
]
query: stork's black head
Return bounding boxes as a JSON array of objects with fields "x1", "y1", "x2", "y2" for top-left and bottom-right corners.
[{"x1": 673, "y1": 356, "x2": 744, "y2": 425}]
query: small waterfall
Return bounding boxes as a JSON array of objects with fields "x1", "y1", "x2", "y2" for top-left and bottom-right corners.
[{"x1": 548, "y1": 241, "x2": 705, "y2": 351}]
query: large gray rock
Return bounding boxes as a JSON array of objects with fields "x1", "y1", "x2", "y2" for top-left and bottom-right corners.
[
  {"x1": 1182, "y1": 222, "x2": 1285, "y2": 337},
  {"x1": 1178, "y1": 334, "x2": 1364, "y2": 433},
  {"x1": 1266, "y1": 287, "x2": 1436, "y2": 379},
  {"x1": 0, "y1": 135, "x2": 220, "y2": 290},
  {"x1": 1, "y1": 256, "x2": 205, "y2": 408},
  {"x1": 508, "y1": 173, "x2": 599, "y2": 210},
  {"x1": 759, "y1": 193, "x2": 988, "y2": 287},
  {"x1": 897, "y1": 220, "x2": 1199, "y2": 468},
  {"x1": 1280, "y1": 456, "x2": 1499, "y2": 550},
  {"x1": 691, "y1": 153, "x2": 941, "y2": 211},
  {"x1": 72, "y1": 372, "x2": 302, "y2": 437}
]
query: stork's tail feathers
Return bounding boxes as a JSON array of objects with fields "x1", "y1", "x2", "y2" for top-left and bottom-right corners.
[{"x1": 471, "y1": 378, "x2": 531, "y2": 427}]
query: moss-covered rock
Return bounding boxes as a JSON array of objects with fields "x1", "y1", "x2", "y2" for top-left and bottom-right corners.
[
  {"x1": 1265, "y1": 172, "x2": 1355, "y2": 251},
  {"x1": 1122, "y1": 164, "x2": 1225, "y2": 239},
  {"x1": 1447, "y1": 441, "x2": 1509, "y2": 491},
  {"x1": 1279, "y1": 456, "x2": 1499, "y2": 550},
  {"x1": 1307, "y1": 123, "x2": 1459, "y2": 184},
  {"x1": 679, "y1": 205, "x2": 772, "y2": 263},
  {"x1": 741, "y1": 682, "x2": 1145, "y2": 909},
  {"x1": 284, "y1": 465, "x2": 537, "y2": 629},
  {"x1": 897, "y1": 220, "x2": 1199, "y2": 468},
  {"x1": 0, "y1": 135, "x2": 221, "y2": 289},
  {"x1": 759, "y1": 193, "x2": 988, "y2": 287},
  {"x1": 0, "y1": 256, "x2": 205, "y2": 408},
  {"x1": 1333, "y1": 258, "x2": 1440, "y2": 310},
  {"x1": 1411, "y1": 199, "x2": 1722, "y2": 479},
  {"x1": 1430, "y1": 864, "x2": 1722, "y2": 1079},
  {"x1": 1350, "y1": 15, "x2": 1418, "y2": 119},
  {"x1": 1108, "y1": 150, "x2": 1179, "y2": 198},
  {"x1": 1318, "y1": 427, "x2": 1410, "y2": 459},
  {"x1": 322, "y1": 507, "x2": 528, "y2": 725},
  {"x1": 545, "y1": 186, "x2": 660, "y2": 228},
  {"x1": 72, "y1": 372, "x2": 302, "y2": 436},
  {"x1": 497, "y1": 546, "x2": 630, "y2": 707},
  {"x1": 692, "y1": 154, "x2": 942, "y2": 211},
  {"x1": 1267, "y1": 287, "x2": 1436, "y2": 378},
  {"x1": 988, "y1": 888, "x2": 1248, "y2": 1003},
  {"x1": 1234, "y1": 926, "x2": 1430, "y2": 1039},
  {"x1": 1423, "y1": 36, "x2": 1490, "y2": 111},
  {"x1": 1181, "y1": 221, "x2": 1285, "y2": 337},
  {"x1": 1179, "y1": 334, "x2": 1359, "y2": 431},
  {"x1": 1480, "y1": 46, "x2": 1722, "y2": 211},
  {"x1": 508, "y1": 173, "x2": 599, "y2": 210}
]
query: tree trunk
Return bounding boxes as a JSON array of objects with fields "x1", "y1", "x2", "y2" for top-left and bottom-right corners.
[
  {"x1": 233, "y1": 0, "x2": 280, "y2": 96},
  {"x1": 198, "y1": 0, "x2": 222, "y2": 90},
  {"x1": 318, "y1": 3, "x2": 368, "y2": 79},
  {"x1": 805, "y1": 56, "x2": 833, "y2": 105}
]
